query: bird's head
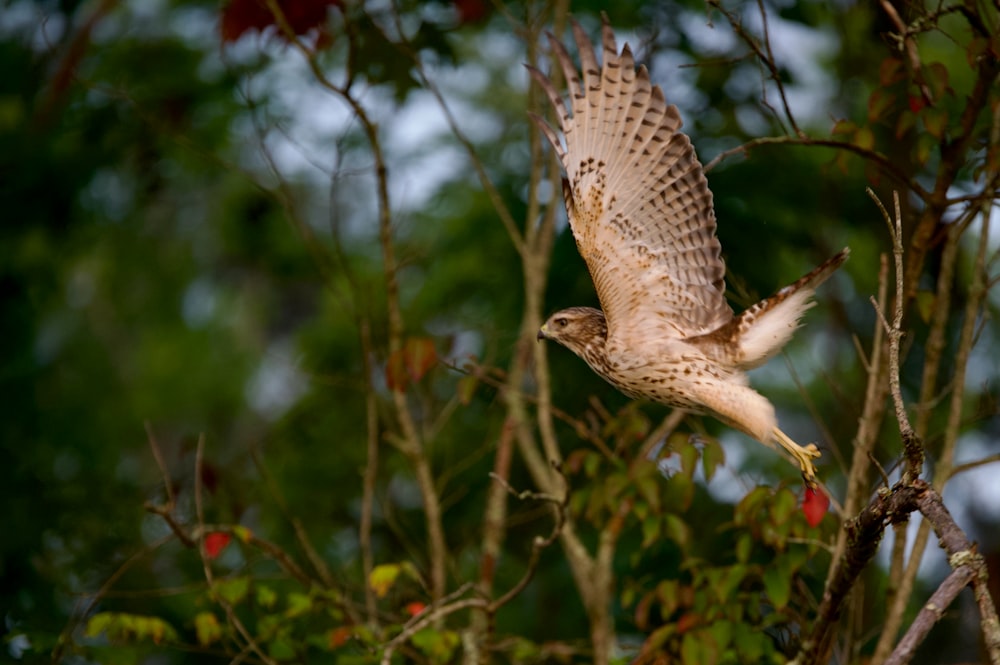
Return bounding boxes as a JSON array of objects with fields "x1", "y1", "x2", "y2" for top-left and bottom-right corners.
[{"x1": 537, "y1": 307, "x2": 608, "y2": 360}]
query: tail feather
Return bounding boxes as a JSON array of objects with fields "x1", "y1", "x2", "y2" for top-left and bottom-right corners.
[{"x1": 734, "y1": 247, "x2": 849, "y2": 369}]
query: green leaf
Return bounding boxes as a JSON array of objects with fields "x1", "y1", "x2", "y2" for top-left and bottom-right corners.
[
  {"x1": 194, "y1": 612, "x2": 222, "y2": 646},
  {"x1": 510, "y1": 637, "x2": 542, "y2": 661},
  {"x1": 922, "y1": 107, "x2": 948, "y2": 139},
  {"x1": 895, "y1": 110, "x2": 916, "y2": 139},
  {"x1": 84, "y1": 612, "x2": 178, "y2": 645},
  {"x1": 456, "y1": 374, "x2": 478, "y2": 405},
  {"x1": 770, "y1": 488, "x2": 797, "y2": 527},
  {"x1": 709, "y1": 619, "x2": 733, "y2": 651},
  {"x1": 701, "y1": 437, "x2": 724, "y2": 481},
  {"x1": 664, "y1": 473, "x2": 694, "y2": 511},
  {"x1": 257, "y1": 614, "x2": 281, "y2": 639},
  {"x1": 641, "y1": 515, "x2": 661, "y2": 548},
  {"x1": 914, "y1": 132, "x2": 937, "y2": 166},
  {"x1": 85, "y1": 612, "x2": 114, "y2": 638},
  {"x1": 716, "y1": 564, "x2": 748, "y2": 603},
  {"x1": 679, "y1": 439, "x2": 699, "y2": 478},
  {"x1": 645, "y1": 623, "x2": 676, "y2": 651},
  {"x1": 915, "y1": 290, "x2": 935, "y2": 323},
  {"x1": 853, "y1": 126, "x2": 875, "y2": 151},
  {"x1": 656, "y1": 579, "x2": 680, "y2": 618},
  {"x1": 681, "y1": 631, "x2": 716, "y2": 665},
  {"x1": 286, "y1": 592, "x2": 313, "y2": 618},
  {"x1": 923, "y1": 62, "x2": 950, "y2": 99},
  {"x1": 763, "y1": 565, "x2": 791, "y2": 610},
  {"x1": 268, "y1": 637, "x2": 297, "y2": 661},
  {"x1": 867, "y1": 89, "x2": 896, "y2": 122},
  {"x1": 733, "y1": 621, "x2": 765, "y2": 661},
  {"x1": 232, "y1": 524, "x2": 253, "y2": 544},
  {"x1": 735, "y1": 486, "x2": 770, "y2": 526},
  {"x1": 256, "y1": 584, "x2": 278, "y2": 609},
  {"x1": 369, "y1": 563, "x2": 401, "y2": 598},
  {"x1": 411, "y1": 628, "x2": 460, "y2": 662},
  {"x1": 663, "y1": 514, "x2": 691, "y2": 549},
  {"x1": 214, "y1": 576, "x2": 250, "y2": 605},
  {"x1": 831, "y1": 118, "x2": 856, "y2": 137},
  {"x1": 635, "y1": 472, "x2": 661, "y2": 514},
  {"x1": 735, "y1": 533, "x2": 753, "y2": 563}
]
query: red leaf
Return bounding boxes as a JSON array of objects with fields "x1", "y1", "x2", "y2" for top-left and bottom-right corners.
[
  {"x1": 802, "y1": 487, "x2": 829, "y2": 528},
  {"x1": 676, "y1": 612, "x2": 700, "y2": 634},
  {"x1": 405, "y1": 601, "x2": 427, "y2": 617},
  {"x1": 404, "y1": 337, "x2": 437, "y2": 383},
  {"x1": 328, "y1": 626, "x2": 353, "y2": 649},
  {"x1": 385, "y1": 338, "x2": 437, "y2": 392},
  {"x1": 454, "y1": 0, "x2": 489, "y2": 24},
  {"x1": 221, "y1": 0, "x2": 271, "y2": 43},
  {"x1": 220, "y1": 0, "x2": 342, "y2": 45},
  {"x1": 204, "y1": 532, "x2": 232, "y2": 559},
  {"x1": 867, "y1": 89, "x2": 896, "y2": 123},
  {"x1": 878, "y1": 56, "x2": 904, "y2": 87}
]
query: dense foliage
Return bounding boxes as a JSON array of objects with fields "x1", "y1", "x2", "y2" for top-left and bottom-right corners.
[{"x1": 2, "y1": 1, "x2": 997, "y2": 664}]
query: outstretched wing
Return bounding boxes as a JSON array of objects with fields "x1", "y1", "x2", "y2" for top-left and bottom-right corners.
[{"x1": 528, "y1": 16, "x2": 732, "y2": 342}]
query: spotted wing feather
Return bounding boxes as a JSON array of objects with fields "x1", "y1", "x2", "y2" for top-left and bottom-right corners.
[{"x1": 529, "y1": 16, "x2": 732, "y2": 342}]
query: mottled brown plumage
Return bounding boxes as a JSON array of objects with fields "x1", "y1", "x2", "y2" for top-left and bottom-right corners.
[{"x1": 532, "y1": 16, "x2": 848, "y2": 483}]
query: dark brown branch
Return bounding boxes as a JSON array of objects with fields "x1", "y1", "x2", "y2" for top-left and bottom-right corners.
[
  {"x1": 703, "y1": 136, "x2": 926, "y2": 199},
  {"x1": 487, "y1": 469, "x2": 567, "y2": 612},
  {"x1": 916, "y1": 490, "x2": 1000, "y2": 663},
  {"x1": 799, "y1": 481, "x2": 923, "y2": 664},
  {"x1": 878, "y1": 0, "x2": 934, "y2": 106},
  {"x1": 883, "y1": 565, "x2": 975, "y2": 665},
  {"x1": 801, "y1": 478, "x2": 1000, "y2": 665}
]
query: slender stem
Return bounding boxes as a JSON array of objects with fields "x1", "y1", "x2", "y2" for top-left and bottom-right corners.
[
  {"x1": 882, "y1": 566, "x2": 974, "y2": 665},
  {"x1": 825, "y1": 251, "x2": 888, "y2": 625},
  {"x1": 195, "y1": 435, "x2": 278, "y2": 665},
  {"x1": 359, "y1": 318, "x2": 380, "y2": 626}
]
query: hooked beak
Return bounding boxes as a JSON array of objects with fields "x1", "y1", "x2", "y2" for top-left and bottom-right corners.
[{"x1": 537, "y1": 324, "x2": 549, "y2": 341}]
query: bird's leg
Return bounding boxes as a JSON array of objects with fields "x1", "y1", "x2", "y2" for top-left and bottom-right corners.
[{"x1": 772, "y1": 427, "x2": 821, "y2": 486}]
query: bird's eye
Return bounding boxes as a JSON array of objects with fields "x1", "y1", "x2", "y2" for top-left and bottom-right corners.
[{"x1": 555, "y1": 318, "x2": 568, "y2": 328}]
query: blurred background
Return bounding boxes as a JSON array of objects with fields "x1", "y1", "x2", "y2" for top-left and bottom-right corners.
[{"x1": 2, "y1": 1, "x2": 998, "y2": 663}]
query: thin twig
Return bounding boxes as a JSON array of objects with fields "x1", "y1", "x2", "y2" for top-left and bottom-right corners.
[
  {"x1": 825, "y1": 247, "x2": 890, "y2": 611},
  {"x1": 703, "y1": 136, "x2": 926, "y2": 200},
  {"x1": 947, "y1": 452, "x2": 1000, "y2": 480},
  {"x1": 359, "y1": 318, "x2": 380, "y2": 626},
  {"x1": 249, "y1": 449, "x2": 335, "y2": 588},
  {"x1": 195, "y1": 435, "x2": 279, "y2": 665},
  {"x1": 379, "y1": 598, "x2": 487, "y2": 665},
  {"x1": 754, "y1": 0, "x2": 803, "y2": 136},
  {"x1": 638, "y1": 409, "x2": 688, "y2": 462},
  {"x1": 883, "y1": 565, "x2": 975, "y2": 665},
  {"x1": 381, "y1": 4, "x2": 525, "y2": 255},
  {"x1": 867, "y1": 189, "x2": 921, "y2": 481},
  {"x1": 144, "y1": 422, "x2": 176, "y2": 508},
  {"x1": 878, "y1": 0, "x2": 934, "y2": 106},
  {"x1": 487, "y1": 470, "x2": 567, "y2": 610}
]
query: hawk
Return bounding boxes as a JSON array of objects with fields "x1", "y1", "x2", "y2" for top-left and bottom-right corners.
[{"x1": 530, "y1": 17, "x2": 848, "y2": 484}]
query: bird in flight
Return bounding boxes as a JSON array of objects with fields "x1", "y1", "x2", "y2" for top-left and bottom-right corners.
[{"x1": 529, "y1": 16, "x2": 848, "y2": 485}]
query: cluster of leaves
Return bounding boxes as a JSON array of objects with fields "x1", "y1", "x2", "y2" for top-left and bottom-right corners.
[
  {"x1": 81, "y1": 522, "x2": 382, "y2": 663},
  {"x1": 6, "y1": 1, "x2": 998, "y2": 664},
  {"x1": 564, "y1": 407, "x2": 825, "y2": 664}
]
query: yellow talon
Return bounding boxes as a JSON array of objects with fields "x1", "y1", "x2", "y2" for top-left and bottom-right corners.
[{"x1": 773, "y1": 428, "x2": 821, "y2": 485}]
